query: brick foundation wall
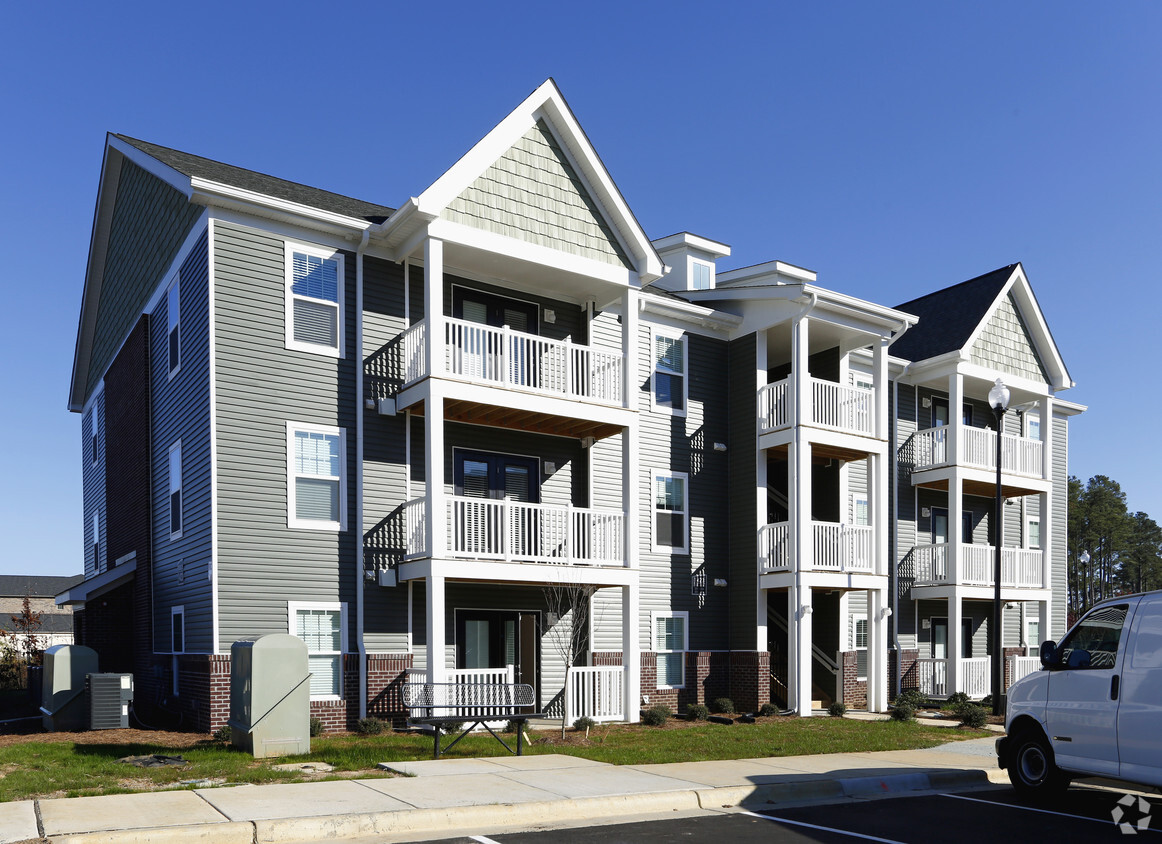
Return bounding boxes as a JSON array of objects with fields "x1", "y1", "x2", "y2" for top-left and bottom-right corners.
[
  {"x1": 593, "y1": 650, "x2": 768, "y2": 716},
  {"x1": 1002, "y1": 646, "x2": 1024, "y2": 692},
  {"x1": 840, "y1": 651, "x2": 867, "y2": 709},
  {"x1": 728, "y1": 651, "x2": 769, "y2": 713},
  {"x1": 893, "y1": 648, "x2": 919, "y2": 701}
]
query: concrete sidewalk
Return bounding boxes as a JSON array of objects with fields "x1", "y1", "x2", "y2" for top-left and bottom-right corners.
[{"x1": 0, "y1": 737, "x2": 1007, "y2": 844}]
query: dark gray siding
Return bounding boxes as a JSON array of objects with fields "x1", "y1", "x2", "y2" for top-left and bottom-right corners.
[
  {"x1": 151, "y1": 229, "x2": 214, "y2": 653},
  {"x1": 727, "y1": 333, "x2": 758, "y2": 648},
  {"x1": 894, "y1": 382, "x2": 918, "y2": 647},
  {"x1": 82, "y1": 393, "x2": 107, "y2": 577},
  {"x1": 87, "y1": 160, "x2": 202, "y2": 402},
  {"x1": 212, "y1": 220, "x2": 357, "y2": 652},
  {"x1": 443, "y1": 275, "x2": 586, "y2": 345}
]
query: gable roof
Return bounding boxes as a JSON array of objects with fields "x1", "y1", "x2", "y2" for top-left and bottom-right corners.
[
  {"x1": 889, "y1": 264, "x2": 1016, "y2": 362},
  {"x1": 0, "y1": 575, "x2": 84, "y2": 599},
  {"x1": 114, "y1": 135, "x2": 396, "y2": 224}
]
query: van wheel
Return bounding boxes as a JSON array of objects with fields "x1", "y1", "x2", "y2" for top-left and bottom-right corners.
[{"x1": 1008, "y1": 729, "x2": 1069, "y2": 798}]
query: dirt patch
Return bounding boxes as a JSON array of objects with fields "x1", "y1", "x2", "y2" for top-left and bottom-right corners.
[{"x1": 0, "y1": 728, "x2": 215, "y2": 749}]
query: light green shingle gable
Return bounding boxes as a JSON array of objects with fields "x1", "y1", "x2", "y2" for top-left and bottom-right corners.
[
  {"x1": 969, "y1": 292, "x2": 1048, "y2": 383},
  {"x1": 444, "y1": 120, "x2": 633, "y2": 269}
]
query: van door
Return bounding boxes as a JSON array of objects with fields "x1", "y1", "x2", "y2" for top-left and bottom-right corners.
[
  {"x1": 1044, "y1": 601, "x2": 1135, "y2": 776},
  {"x1": 1117, "y1": 597, "x2": 1162, "y2": 787}
]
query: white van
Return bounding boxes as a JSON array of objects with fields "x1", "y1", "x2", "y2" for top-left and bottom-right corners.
[{"x1": 997, "y1": 589, "x2": 1162, "y2": 796}]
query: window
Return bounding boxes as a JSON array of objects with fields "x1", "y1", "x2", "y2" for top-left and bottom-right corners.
[
  {"x1": 653, "y1": 471, "x2": 689, "y2": 554},
  {"x1": 652, "y1": 612, "x2": 688, "y2": 688},
  {"x1": 690, "y1": 260, "x2": 712, "y2": 291},
  {"x1": 1026, "y1": 616, "x2": 1041, "y2": 649},
  {"x1": 652, "y1": 333, "x2": 687, "y2": 414},
  {"x1": 1026, "y1": 410, "x2": 1041, "y2": 441},
  {"x1": 1027, "y1": 518, "x2": 1041, "y2": 549},
  {"x1": 285, "y1": 243, "x2": 344, "y2": 356},
  {"x1": 167, "y1": 278, "x2": 181, "y2": 376},
  {"x1": 91, "y1": 510, "x2": 101, "y2": 572},
  {"x1": 853, "y1": 495, "x2": 869, "y2": 527},
  {"x1": 171, "y1": 606, "x2": 184, "y2": 696},
  {"x1": 288, "y1": 424, "x2": 346, "y2": 530},
  {"x1": 854, "y1": 616, "x2": 868, "y2": 680},
  {"x1": 290, "y1": 602, "x2": 345, "y2": 698},
  {"x1": 932, "y1": 398, "x2": 972, "y2": 427},
  {"x1": 89, "y1": 410, "x2": 99, "y2": 465},
  {"x1": 169, "y1": 441, "x2": 182, "y2": 539}
]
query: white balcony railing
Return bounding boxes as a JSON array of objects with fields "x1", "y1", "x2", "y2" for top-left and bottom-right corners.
[
  {"x1": 915, "y1": 657, "x2": 991, "y2": 698},
  {"x1": 405, "y1": 496, "x2": 625, "y2": 566},
  {"x1": 565, "y1": 666, "x2": 624, "y2": 724},
  {"x1": 399, "y1": 317, "x2": 623, "y2": 406},
  {"x1": 758, "y1": 377, "x2": 875, "y2": 437},
  {"x1": 406, "y1": 666, "x2": 519, "y2": 721},
  {"x1": 1009, "y1": 655, "x2": 1041, "y2": 686},
  {"x1": 759, "y1": 521, "x2": 874, "y2": 574},
  {"x1": 910, "y1": 425, "x2": 1044, "y2": 478},
  {"x1": 910, "y1": 543, "x2": 1044, "y2": 588}
]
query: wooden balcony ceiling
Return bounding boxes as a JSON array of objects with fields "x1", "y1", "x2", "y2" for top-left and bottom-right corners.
[
  {"x1": 768, "y1": 442, "x2": 873, "y2": 464},
  {"x1": 914, "y1": 477, "x2": 1041, "y2": 499},
  {"x1": 407, "y1": 399, "x2": 622, "y2": 441}
]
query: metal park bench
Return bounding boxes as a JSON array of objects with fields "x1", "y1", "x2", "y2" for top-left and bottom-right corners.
[{"x1": 401, "y1": 682, "x2": 546, "y2": 759}]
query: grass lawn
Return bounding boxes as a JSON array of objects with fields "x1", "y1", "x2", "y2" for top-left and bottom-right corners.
[{"x1": 0, "y1": 716, "x2": 989, "y2": 802}]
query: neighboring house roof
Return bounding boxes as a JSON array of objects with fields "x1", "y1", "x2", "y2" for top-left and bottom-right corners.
[
  {"x1": 114, "y1": 135, "x2": 397, "y2": 224},
  {"x1": 1, "y1": 614, "x2": 74, "y2": 634},
  {"x1": 0, "y1": 575, "x2": 84, "y2": 599},
  {"x1": 889, "y1": 264, "x2": 1016, "y2": 362}
]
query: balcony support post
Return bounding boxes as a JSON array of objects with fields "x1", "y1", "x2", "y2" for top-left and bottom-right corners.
[
  {"x1": 948, "y1": 371, "x2": 964, "y2": 465},
  {"x1": 788, "y1": 586, "x2": 814, "y2": 716},
  {"x1": 426, "y1": 573, "x2": 447, "y2": 685},
  {"x1": 868, "y1": 589, "x2": 888, "y2": 712},
  {"x1": 621, "y1": 288, "x2": 637, "y2": 410},
  {"x1": 755, "y1": 329, "x2": 768, "y2": 651},
  {"x1": 425, "y1": 381, "x2": 446, "y2": 560},
  {"x1": 424, "y1": 237, "x2": 444, "y2": 377},
  {"x1": 948, "y1": 594, "x2": 963, "y2": 697},
  {"x1": 873, "y1": 337, "x2": 888, "y2": 440},
  {"x1": 622, "y1": 581, "x2": 640, "y2": 723}
]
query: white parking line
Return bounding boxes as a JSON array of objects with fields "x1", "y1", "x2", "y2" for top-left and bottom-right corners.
[
  {"x1": 740, "y1": 810, "x2": 907, "y2": 843},
  {"x1": 469, "y1": 836, "x2": 504, "y2": 844},
  {"x1": 939, "y1": 792, "x2": 1152, "y2": 829}
]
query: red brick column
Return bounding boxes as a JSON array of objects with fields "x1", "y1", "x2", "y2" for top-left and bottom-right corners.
[
  {"x1": 1002, "y1": 646, "x2": 1024, "y2": 692},
  {"x1": 728, "y1": 651, "x2": 770, "y2": 713},
  {"x1": 840, "y1": 651, "x2": 867, "y2": 709}
]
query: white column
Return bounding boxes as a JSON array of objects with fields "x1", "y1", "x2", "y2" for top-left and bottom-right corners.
[
  {"x1": 755, "y1": 329, "x2": 768, "y2": 651},
  {"x1": 872, "y1": 452, "x2": 888, "y2": 577},
  {"x1": 424, "y1": 238, "x2": 444, "y2": 377},
  {"x1": 948, "y1": 595, "x2": 963, "y2": 695},
  {"x1": 791, "y1": 317, "x2": 812, "y2": 572},
  {"x1": 425, "y1": 381, "x2": 446, "y2": 561},
  {"x1": 623, "y1": 582, "x2": 640, "y2": 722},
  {"x1": 1039, "y1": 395, "x2": 1054, "y2": 591},
  {"x1": 873, "y1": 337, "x2": 889, "y2": 440},
  {"x1": 622, "y1": 288, "x2": 638, "y2": 411},
  {"x1": 426, "y1": 574, "x2": 446, "y2": 684},
  {"x1": 868, "y1": 589, "x2": 888, "y2": 712},
  {"x1": 1037, "y1": 600, "x2": 1050, "y2": 647},
  {"x1": 791, "y1": 587, "x2": 814, "y2": 715}
]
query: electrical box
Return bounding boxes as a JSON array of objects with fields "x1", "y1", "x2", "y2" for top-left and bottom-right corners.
[
  {"x1": 89, "y1": 673, "x2": 134, "y2": 729},
  {"x1": 228, "y1": 634, "x2": 311, "y2": 758},
  {"x1": 41, "y1": 645, "x2": 99, "y2": 731}
]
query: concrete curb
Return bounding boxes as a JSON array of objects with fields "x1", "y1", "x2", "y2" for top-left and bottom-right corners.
[{"x1": 38, "y1": 769, "x2": 1005, "y2": 844}]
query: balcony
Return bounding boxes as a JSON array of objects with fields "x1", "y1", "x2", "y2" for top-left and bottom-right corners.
[
  {"x1": 758, "y1": 377, "x2": 874, "y2": 437},
  {"x1": 909, "y1": 425, "x2": 1044, "y2": 478},
  {"x1": 909, "y1": 543, "x2": 1045, "y2": 589},
  {"x1": 400, "y1": 317, "x2": 623, "y2": 406},
  {"x1": 759, "y1": 521, "x2": 874, "y2": 574},
  {"x1": 404, "y1": 496, "x2": 626, "y2": 566}
]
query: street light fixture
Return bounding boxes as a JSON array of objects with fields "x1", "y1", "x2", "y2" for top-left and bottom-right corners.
[
  {"x1": 989, "y1": 378, "x2": 1010, "y2": 716},
  {"x1": 1079, "y1": 549, "x2": 1091, "y2": 611}
]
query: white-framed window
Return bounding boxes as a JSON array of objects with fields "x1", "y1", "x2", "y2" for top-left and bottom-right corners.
[
  {"x1": 91, "y1": 510, "x2": 102, "y2": 572},
  {"x1": 89, "y1": 409, "x2": 99, "y2": 466},
  {"x1": 652, "y1": 611, "x2": 688, "y2": 689},
  {"x1": 287, "y1": 423, "x2": 347, "y2": 530},
  {"x1": 853, "y1": 615, "x2": 868, "y2": 681},
  {"x1": 285, "y1": 242, "x2": 344, "y2": 357},
  {"x1": 1026, "y1": 410, "x2": 1041, "y2": 441},
  {"x1": 652, "y1": 331, "x2": 687, "y2": 415},
  {"x1": 290, "y1": 602, "x2": 346, "y2": 699},
  {"x1": 1027, "y1": 517, "x2": 1041, "y2": 550},
  {"x1": 1026, "y1": 615, "x2": 1041, "y2": 649},
  {"x1": 653, "y1": 471, "x2": 689, "y2": 554},
  {"x1": 690, "y1": 260, "x2": 712, "y2": 291},
  {"x1": 171, "y1": 606, "x2": 185, "y2": 695},
  {"x1": 853, "y1": 495, "x2": 869, "y2": 527},
  {"x1": 167, "y1": 277, "x2": 181, "y2": 377},
  {"x1": 169, "y1": 440, "x2": 183, "y2": 539}
]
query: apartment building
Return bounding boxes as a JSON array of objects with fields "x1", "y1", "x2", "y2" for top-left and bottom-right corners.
[{"x1": 62, "y1": 80, "x2": 1080, "y2": 731}]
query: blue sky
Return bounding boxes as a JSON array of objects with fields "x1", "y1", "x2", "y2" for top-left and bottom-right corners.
[{"x1": 2, "y1": 2, "x2": 1159, "y2": 577}]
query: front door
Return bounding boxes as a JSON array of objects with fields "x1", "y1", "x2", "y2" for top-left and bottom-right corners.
[
  {"x1": 456, "y1": 610, "x2": 540, "y2": 708},
  {"x1": 454, "y1": 450, "x2": 540, "y2": 557},
  {"x1": 1045, "y1": 601, "x2": 1133, "y2": 776},
  {"x1": 932, "y1": 617, "x2": 973, "y2": 659}
]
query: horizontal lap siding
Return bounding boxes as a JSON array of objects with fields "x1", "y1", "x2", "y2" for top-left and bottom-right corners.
[
  {"x1": 727, "y1": 334, "x2": 758, "y2": 647},
  {"x1": 363, "y1": 256, "x2": 411, "y2": 651},
  {"x1": 82, "y1": 394, "x2": 106, "y2": 577},
  {"x1": 1052, "y1": 416, "x2": 1068, "y2": 638},
  {"x1": 589, "y1": 309, "x2": 624, "y2": 653},
  {"x1": 212, "y1": 221, "x2": 357, "y2": 652},
  {"x1": 152, "y1": 229, "x2": 214, "y2": 653}
]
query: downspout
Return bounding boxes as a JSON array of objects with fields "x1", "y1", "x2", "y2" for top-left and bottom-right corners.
[
  {"x1": 355, "y1": 229, "x2": 370, "y2": 721},
  {"x1": 792, "y1": 290, "x2": 815, "y2": 715},
  {"x1": 891, "y1": 377, "x2": 900, "y2": 700}
]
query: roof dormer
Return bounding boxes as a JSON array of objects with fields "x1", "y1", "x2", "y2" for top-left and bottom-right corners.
[{"x1": 651, "y1": 233, "x2": 731, "y2": 294}]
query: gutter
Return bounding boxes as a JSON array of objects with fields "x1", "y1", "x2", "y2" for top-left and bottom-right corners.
[{"x1": 355, "y1": 229, "x2": 370, "y2": 721}]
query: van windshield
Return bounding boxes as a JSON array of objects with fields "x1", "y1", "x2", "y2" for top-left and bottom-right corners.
[{"x1": 1058, "y1": 604, "x2": 1128, "y2": 669}]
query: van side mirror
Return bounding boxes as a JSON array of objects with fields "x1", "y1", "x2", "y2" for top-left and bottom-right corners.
[{"x1": 1039, "y1": 640, "x2": 1058, "y2": 668}]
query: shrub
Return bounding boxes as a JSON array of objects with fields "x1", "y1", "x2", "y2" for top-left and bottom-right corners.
[
  {"x1": 309, "y1": 717, "x2": 324, "y2": 737},
  {"x1": 890, "y1": 703, "x2": 915, "y2": 722},
  {"x1": 503, "y1": 719, "x2": 519, "y2": 733},
  {"x1": 958, "y1": 704, "x2": 988, "y2": 729},
  {"x1": 711, "y1": 697, "x2": 735, "y2": 714},
  {"x1": 437, "y1": 721, "x2": 465, "y2": 735},
  {"x1": 828, "y1": 701, "x2": 847, "y2": 717},
  {"x1": 642, "y1": 705, "x2": 672, "y2": 726},
  {"x1": 357, "y1": 716, "x2": 388, "y2": 735},
  {"x1": 979, "y1": 694, "x2": 994, "y2": 709},
  {"x1": 212, "y1": 725, "x2": 232, "y2": 743},
  {"x1": 685, "y1": 703, "x2": 709, "y2": 721},
  {"x1": 894, "y1": 689, "x2": 927, "y2": 710},
  {"x1": 573, "y1": 716, "x2": 597, "y2": 731},
  {"x1": 758, "y1": 702, "x2": 779, "y2": 717},
  {"x1": 944, "y1": 692, "x2": 970, "y2": 711}
]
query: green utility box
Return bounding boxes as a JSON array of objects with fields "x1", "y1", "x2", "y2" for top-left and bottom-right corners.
[
  {"x1": 41, "y1": 644, "x2": 99, "y2": 731},
  {"x1": 228, "y1": 634, "x2": 311, "y2": 758}
]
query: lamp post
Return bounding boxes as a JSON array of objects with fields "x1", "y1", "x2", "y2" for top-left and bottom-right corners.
[
  {"x1": 989, "y1": 378, "x2": 1010, "y2": 716},
  {"x1": 1079, "y1": 549, "x2": 1091, "y2": 612}
]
